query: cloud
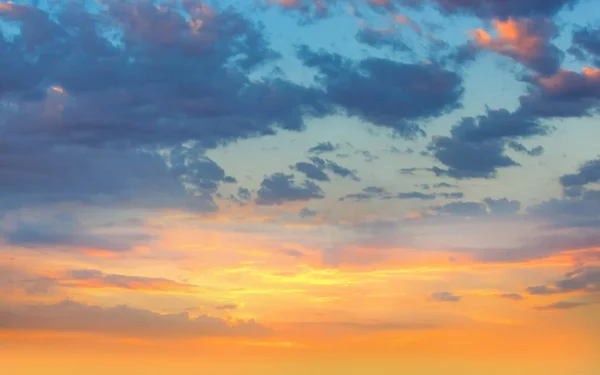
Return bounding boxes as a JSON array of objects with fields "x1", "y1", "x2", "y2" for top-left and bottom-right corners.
[
  {"x1": 299, "y1": 207, "x2": 318, "y2": 218},
  {"x1": 519, "y1": 67, "x2": 600, "y2": 118},
  {"x1": 395, "y1": 192, "x2": 437, "y2": 200},
  {"x1": 559, "y1": 158, "x2": 600, "y2": 189},
  {"x1": 215, "y1": 304, "x2": 238, "y2": 311},
  {"x1": 298, "y1": 47, "x2": 463, "y2": 138},
  {"x1": 1, "y1": 213, "x2": 152, "y2": 252},
  {"x1": 0, "y1": 1, "x2": 332, "y2": 212},
  {"x1": 484, "y1": 198, "x2": 521, "y2": 215},
  {"x1": 570, "y1": 25, "x2": 600, "y2": 62},
  {"x1": 472, "y1": 232, "x2": 600, "y2": 263},
  {"x1": 429, "y1": 291, "x2": 461, "y2": 302},
  {"x1": 533, "y1": 301, "x2": 590, "y2": 311},
  {"x1": 499, "y1": 293, "x2": 524, "y2": 301},
  {"x1": 308, "y1": 142, "x2": 339, "y2": 154},
  {"x1": 355, "y1": 26, "x2": 411, "y2": 52},
  {"x1": 0, "y1": 300, "x2": 269, "y2": 338},
  {"x1": 507, "y1": 141, "x2": 544, "y2": 156},
  {"x1": 431, "y1": 201, "x2": 488, "y2": 216},
  {"x1": 527, "y1": 266, "x2": 600, "y2": 295},
  {"x1": 427, "y1": 108, "x2": 548, "y2": 179},
  {"x1": 470, "y1": 18, "x2": 563, "y2": 76},
  {"x1": 292, "y1": 162, "x2": 331, "y2": 181},
  {"x1": 310, "y1": 157, "x2": 361, "y2": 181},
  {"x1": 278, "y1": 248, "x2": 306, "y2": 257},
  {"x1": 60, "y1": 269, "x2": 197, "y2": 292},
  {"x1": 256, "y1": 173, "x2": 324, "y2": 206},
  {"x1": 394, "y1": 0, "x2": 579, "y2": 19}
]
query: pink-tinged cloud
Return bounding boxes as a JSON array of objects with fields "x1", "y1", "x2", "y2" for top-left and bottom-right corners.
[
  {"x1": 395, "y1": 14, "x2": 422, "y2": 34},
  {"x1": 519, "y1": 67, "x2": 600, "y2": 117},
  {"x1": 471, "y1": 17, "x2": 562, "y2": 75}
]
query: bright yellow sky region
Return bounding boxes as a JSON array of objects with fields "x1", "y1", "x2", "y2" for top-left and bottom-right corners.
[{"x1": 1, "y1": 213, "x2": 599, "y2": 374}]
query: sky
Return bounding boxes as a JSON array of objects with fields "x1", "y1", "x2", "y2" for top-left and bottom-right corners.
[{"x1": 1, "y1": 0, "x2": 600, "y2": 374}]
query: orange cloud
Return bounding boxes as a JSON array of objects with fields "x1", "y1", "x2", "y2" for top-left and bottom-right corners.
[{"x1": 471, "y1": 17, "x2": 561, "y2": 75}]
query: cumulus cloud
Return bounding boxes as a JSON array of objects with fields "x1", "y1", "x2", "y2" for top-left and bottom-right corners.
[
  {"x1": 427, "y1": 109, "x2": 548, "y2": 178},
  {"x1": 298, "y1": 47, "x2": 463, "y2": 138},
  {"x1": 0, "y1": 0, "x2": 332, "y2": 212},
  {"x1": 0, "y1": 300, "x2": 269, "y2": 338},
  {"x1": 470, "y1": 17, "x2": 563, "y2": 76},
  {"x1": 519, "y1": 67, "x2": 600, "y2": 117}
]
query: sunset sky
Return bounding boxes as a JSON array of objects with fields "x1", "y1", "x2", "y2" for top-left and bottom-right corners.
[{"x1": 1, "y1": 0, "x2": 600, "y2": 374}]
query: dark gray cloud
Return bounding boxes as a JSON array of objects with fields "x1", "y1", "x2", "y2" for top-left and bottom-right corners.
[
  {"x1": 292, "y1": 162, "x2": 331, "y2": 181},
  {"x1": 527, "y1": 266, "x2": 600, "y2": 295},
  {"x1": 395, "y1": 192, "x2": 437, "y2": 200},
  {"x1": 570, "y1": 25, "x2": 600, "y2": 62},
  {"x1": 0, "y1": 300, "x2": 269, "y2": 338},
  {"x1": 433, "y1": 183, "x2": 459, "y2": 189},
  {"x1": 275, "y1": 0, "x2": 579, "y2": 21},
  {"x1": 308, "y1": 142, "x2": 339, "y2": 154},
  {"x1": 427, "y1": 109, "x2": 549, "y2": 179},
  {"x1": 309, "y1": 157, "x2": 361, "y2": 181},
  {"x1": 518, "y1": 68, "x2": 600, "y2": 118},
  {"x1": 508, "y1": 141, "x2": 545, "y2": 156},
  {"x1": 298, "y1": 47, "x2": 463, "y2": 138},
  {"x1": 560, "y1": 158, "x2": 600, "y2": 189},
  {"x1": 397, "y1": 0, "x2": 579, "y2": 19},
  {"x1": 1, "y1": 213, "x2": 153, "y2": 252},
  {"x1": 0, "y1": 1, "x2": 333, "y2": 212},
  {"x1": 429, "y1": 291, "x2": 461, "y2": 302},
  {"x1": 355, "y1": 27, "x2": 411, "y2": 52},
  {"x1": 256, "y1": 173, "x2": 324, "y2": 206}
]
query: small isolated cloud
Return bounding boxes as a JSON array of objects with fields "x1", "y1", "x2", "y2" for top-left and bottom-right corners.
[{"x1": 429, "y1": 291, "x2": 461, "y2": 302}]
